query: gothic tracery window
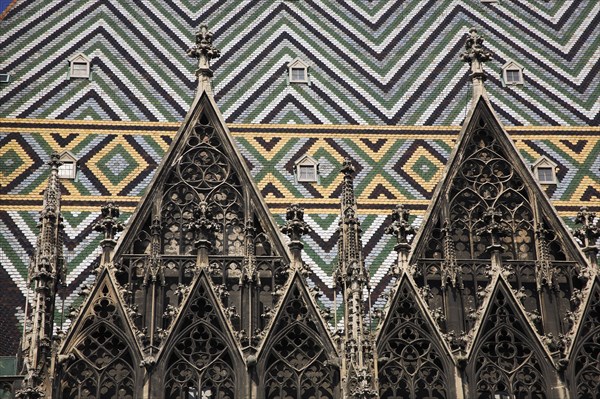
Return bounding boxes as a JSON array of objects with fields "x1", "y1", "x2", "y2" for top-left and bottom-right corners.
[
  {"x1": 448, "y1": 119, "x2": 535, "y2": 261},
  {"x1": 378, "y1": 279, "x2": 450, "y2": 399},
  {"x1": 262, "y1": 285, "x2": 337, "y2": 399},
  {"x1": 569, "y1": 282, "x2": 600, "y2": 398},
  {"x1": 163, "y1": 276, "x2": 237, "y2": 399},
  {"x1": 470, "y1": 287, "x2": 547, "y2": 399},
  {"x1": 60, "y1": 283, "x2": 137, "y2": 399},
  {"x1": 160, "y1": 111, "x2": 245, "y2": 256}
]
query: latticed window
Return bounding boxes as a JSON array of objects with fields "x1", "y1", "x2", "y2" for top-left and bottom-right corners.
[
  {"x1": 536, "y1": 167, "x2": 554, "y2": 184},
  {"x1": 569, "y1": 282, "x2": 600, "y2": 398},
  {"x1": 378, "y1": 278, "x2": 450, "y2": 399},
  {"x1": 159, "y1": 112, "x2": 245, "y2": 256},
  {"x1": 505, "y1": 69, "x2": 521, "y2": 84},
  {"x1": 470, "y1": 287, "x2": 548, "y2": 399},
  {"x1": 262, "y1": 285, "x2": 338, "y2": 399},
  {"x1": 60, "y1": 283, "x2": 137, "y2": 399},
  {"x1": 163, "y1": 276, "x2": 237, "y2": 399}
]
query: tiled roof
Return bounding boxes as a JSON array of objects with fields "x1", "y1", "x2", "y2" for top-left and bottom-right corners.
[
  {"x1": 1, "y1": 119, "x2": 599, "y2": 355},
  {"x1": 1, "y1": 0, "x2": 599, "y2": 125}
]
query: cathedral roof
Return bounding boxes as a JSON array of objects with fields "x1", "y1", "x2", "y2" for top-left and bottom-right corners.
[{"x1": 1, "y1": 1, "x2": 598, "y2": 125}]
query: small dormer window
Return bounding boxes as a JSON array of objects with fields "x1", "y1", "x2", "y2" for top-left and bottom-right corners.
[
  {"x1": 502, "y1": 61, "x2": 524, "y2": 85},
  {"x1": 295, "y1": 155, "x2": 318, "y2": 182},
  {"x1": 57, "y1": 151, "x2": 78, "y2": 179},
  {"x1": 532, "y1": 156, "x2": 557, "y2": 185},
  {"x1": 68, "y1": 53, "x2": 91, "y2": 79},
  {"x1": 288, "y1": 58, "x2": 309, "y2": 84}
]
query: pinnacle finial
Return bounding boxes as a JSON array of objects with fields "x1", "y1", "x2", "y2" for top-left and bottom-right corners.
[
  {"x1": 460, "y1": 28, "x2": 492, "y2": 98},
  {"x1": 187, "y1": 24, "x2": 220, "y2": 93},
  {"x1": 341, "y1": 157, "x2": 355, "y2": 176}
]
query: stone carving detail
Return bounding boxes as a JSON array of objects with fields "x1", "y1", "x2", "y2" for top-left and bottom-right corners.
[
  {"x1": 378, "y1": 280, "x2": 449, "y2": 399},
  {"x1": 470, "y1": 289, "x2": 546, "y2": 398},
  {"x1": 59, "y1": 284, "x2": 136, "y2": 399},
  {"x1": 163, "y1": 277, "x2": 235, "y2": 399},
  {"x1": 570, "y1": 282, "x2": 600, "y2": 398},
  {"x1": 263, "y1": 285, "x2": 337, "y2": 399}
]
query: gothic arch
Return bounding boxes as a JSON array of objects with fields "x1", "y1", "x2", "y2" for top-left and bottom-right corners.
[
  {"x1": 568, "y1": 277, "x2": 600, "y2": 398},
  {"x1": 467, "y1": 279, "x2": 553, "y2": 398},
  {"x1": 377, "y1": 275, "x2": 453, "y2": 399},
  {"x1": 258, "y1": 275, "x2": 339, "y2": 399},
  {"x1": 58, "y1": 274, "x2": 140, "y2": 399},
  {"x1": 159, "y1": 271, "x2": 242, "y2": 399}
]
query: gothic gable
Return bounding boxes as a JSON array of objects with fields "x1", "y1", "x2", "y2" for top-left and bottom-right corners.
[
  {"x1": 158, "y1": 270, "x2": 242, "y2": 399},
  {"x1": 377, "y1": 273, "x2": 454, "y2": 399},
  {"x1": 258, "y1": 272, "x2": 339, "y2": 399},
  {"x1": 57, "y1": 269, "x2": 141, "y2": 398},
  {"x1": 467, "y1": 277, "x2": 555, "y2": 398},
  {"x1": 115, "y1": 92, "x2": 289, "y2": 260},
  {"x1": 411, "y1": 96, "x2": 585, "y2": 266},
  {"x1": 107, "y1": 89, "x2": 292, "y2": 350},
  {"x1": 568, "y1": 276, "x2": 600, "y2": 398}
]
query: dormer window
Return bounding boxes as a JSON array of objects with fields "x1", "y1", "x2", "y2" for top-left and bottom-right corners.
[
  {"x1": 57, "y1": 151, "x2": 78, "y2": 179},
  {"x1": 68, "y1": 53, "x2": 91, "y2": 79},
  {"x1": 532, "y1": 156, "x2": 558, "y2": 185},
  {"x1": 288, "y1": 58, "x2": 309, "y2": 84},
  {"x1": 502, "y1": 61, "x2": 524, "y2": 86},
  {"x1": 295, "y1": 155, "x2": 318, "y2": 182}
]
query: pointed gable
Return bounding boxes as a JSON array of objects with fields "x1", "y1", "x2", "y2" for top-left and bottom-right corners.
[
  {"x1": 259, "y1": 272, "x2": 338, "y2": 399},
  {"x1": 377, "y1": 274, "x2": 453, "y2": 399},
  {"x1": 115, "y1": 93, "x2": 289, "y2": 260},
  {"x1": 468, "y1": 277, "x2": 554, "y2": 398},
  {"x1": 412, "y1": 96, "x2": 584, "y2": 264},
  {"x1": 568, "y1": 276, "x2": 600, "y2": 397},
  {"x1": 160, "y1": 271, "x2": 242, "y2": 399},
  {"x1": 58, "y1": 270, "x2": 140, "y2": 399}
]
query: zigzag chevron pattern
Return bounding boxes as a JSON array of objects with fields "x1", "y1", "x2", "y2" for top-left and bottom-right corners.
[{"x1": 0, "y1": 0, "x2": 599, "y2": 125}]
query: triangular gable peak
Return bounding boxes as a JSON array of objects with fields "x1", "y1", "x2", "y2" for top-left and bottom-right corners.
[
  {"x1": 407, "y1": 93, "x2": 588, "y2": 350},
  {"x1": 257, "y1": 270, "x2": 339, "y2": 398},
  {"x1": 411, "y1": 94, "x2": 586, "y2": 266},
  {"x1": 67, "y1": 52, "x2": 91, "y2": 63},
  {"x1": 57, "y1": 268, "x2": 142, "y2": 397},
  {"x1": 157, "y1": 269, "x2": 244, "y2": 398},
  {"x1": 376, "y1": 272, "x2": 456, "y2": 398},
  {"x1": 466, "y1": 276, "x2": 559, "y2": 398},
  {"x1": 109, "y1": 26, "x2": 291, "y2": 358}
]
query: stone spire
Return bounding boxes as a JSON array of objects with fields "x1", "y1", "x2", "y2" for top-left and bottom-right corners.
[
  {"x1": 460, "y1": 28, "x2": 492, "y2": 100},
  {"x1": 18, "y1": 152, "x2": 65, "y2": 399},
  {"x1": 187, "y1": 24, "x2": 220, "y2": 96},
  {"x1": 335, "y1": 158, "x2": 378, "y2": 399}
]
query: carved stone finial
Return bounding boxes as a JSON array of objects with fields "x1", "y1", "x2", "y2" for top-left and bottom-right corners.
[
  {"x1": 93, "y1": 202, "x2": 124, "y2": 241},
  {"x1": 574, "y1": 206, "x2": 600, "y2": 267},
  {"x1": 281, "y1": 203, "x2": 311, "y2": 271},
  {"x1": 385, "y1": 204, "x2": 415, "y2": 246},
  {"x1": 187, "y1": 24, "x2": 220, "y2": 82},
  {"x1": 460, "y1": 28, "x2": 492, "y2": 98},
  {"x1": 341, "y1": 157, "x2": 355, "y2": 176},
  {"x1": 188, "y1": 200, "x2": 218, "y2": 243}
]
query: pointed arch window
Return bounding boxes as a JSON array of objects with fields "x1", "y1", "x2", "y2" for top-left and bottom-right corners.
[
  {"x1": 295, "y1": 155, "x2": 319, "y2": 183},
  {"x1": 288, "y1": 58, "x2": 309, "y2": 84},
  {"x1": 532, "y1": 156, "x2": 558, "y2": 185},
  {"x1": 58, "y1": 151, "x2": 78, "y2": 179},
  {"x1": 68, "y1": 53, "x2": 91, "y2": 79},
  {"x1": 502, "y1": 61, "x2": 524, "y2": 86}
]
